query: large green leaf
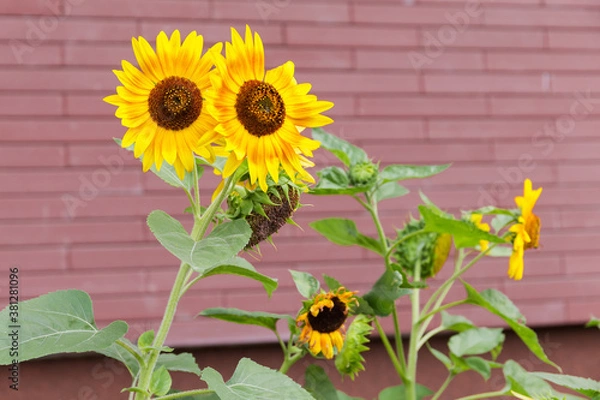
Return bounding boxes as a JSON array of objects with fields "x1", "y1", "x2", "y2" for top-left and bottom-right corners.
[
  {"x1": 311, "y1": 166, "x2": 369, "y2": 196},
  {"x1": 310, "y1": 218, "x2": 383, "y2": 255},
  {"x1": 440, "y1": 312, "x2": 476, "y2": 332},
  {"x1": 199, "y1": 308, "x2": 291, "y2": 332},
  {"x1": 419, "y1": 205, "x2": 504, "y2": 248},
  {"x1": 201, "y1": 358, "x2": 314, "y2": 400},
  {"x1": 532, "y1": 372, "x2": 600, "y2": 398},
  {"x1": 199, "y1": 257, "x2": 278, "y2": 297},
  {"x1": 290, "y1": 270, "x2": 320, "y2": 298},
  {"x1": 304, "y1": 364, "x2": 339, "y2": 400},
  {"x1": 150, "y1": 366, "x2": 172, "y2": 397},
  {"x1": 97, "y1": 338, "x2": 141, "y2": 377},
  {"x1": 448, "y1": 327, "x2": 505, "y2": 357},
  {"x1": 363, "y1": 270, "x2": 411, "y2": 316},
  {"x1": 378, "y1": 384, "x2": 433, "y2": 400},
  {"x1": 503, "y1": 360, "x2": 584, "y2": 400},
  {"x1": 372, "y1": 181, "x2": 409, "y2": 203},
  {"x1": 147, "y1": 211, "x2": 251, "y2": 273},
  {"x1": 380, "y1": 164, "x2": 450, "y2": 182},
  {"x1": 464, "y1": 282, "x2": 560, "y2": 370},
  {"x1": 0, "y1": 290, "x2": 127, "y2": 364},
  {"x1": 312, "y1": 128, "x2": 368, "y2": 167},
  {"x1": 157, "y1": 353, "x2": 202, "y2": 376}
]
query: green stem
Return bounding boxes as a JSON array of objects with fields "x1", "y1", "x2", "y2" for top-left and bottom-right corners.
[
  {"x1": 455, "y1": 389, "x2": 507, "y2": 400},
  {"x1": 392, "y1": 303, "x2": 407, "y2": 372},
  {"x1": 154, "y1": 389, "x2": 216, "y2": 400},
  {"x1": 279, "y1": 352, "x2": 303, "y2": 374},
  {"x1": 116, "y1": 339, "x2": 145, "y2": 368},
  {"x1": 417, "y1": 325, "x2": 445, "y2": 350},
  {"x1": 192, "y1": 161, "x2": 201, "y2": 218},
  {"x1": 405, "y1": 257, "x2": 422, "y2": 400},
  {"x1": 417, "y1": 300, "x2": 468, "y2": 327},
  {"x1": 431, "y1": 374, "x2": 454, "y2": 400},
  {"x1": 374, "y1": 318, "x2": 406, "y2": 380}
]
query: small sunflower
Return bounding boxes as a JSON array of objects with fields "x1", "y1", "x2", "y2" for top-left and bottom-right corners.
[
  {"x1": 104, "y1": 30, "x2": 222, "y2": 178},
  {"x1": 508, "y1": 179, "x2": 542, "y2": 280},
  {"x1": 297, "y1": 287, "x2": 357, "y2": 359},
  {"x1": 204, "y1": 25, "x2": 334, "y2": 192},
  {"x1": 470, "y1": 213, "x2": 491, "y2": 251}
]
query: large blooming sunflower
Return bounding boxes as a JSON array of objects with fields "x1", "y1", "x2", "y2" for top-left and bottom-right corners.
[
  {"x1": 204, "y1": 26, "x2": 334, "y2": 192},
  {"x1": 508, "y1": 179, "x2": 542, "y2": 280},
  {"x1": 296, "y1": 287, "x2": 357, "y2": 359},
  {"x1": 104, "y1": 31, "x2": 222, "y2": 178}
]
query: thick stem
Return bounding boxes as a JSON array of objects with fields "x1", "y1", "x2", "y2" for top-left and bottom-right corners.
[
  {"x1": 279, "y1": 352, "x2": 303, "y2": 374},
  {"x1": 405, "y1": 257, "x2": 422, "y2": 400}
]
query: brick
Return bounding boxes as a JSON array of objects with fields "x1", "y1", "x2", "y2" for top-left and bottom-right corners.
[
  {"x1": 490, "y1": 96, "x2": 600, "y2": 116},
  {"x1": 0, "y1": 248, "x2": 66, "y2": 271},
  {"x1": 463, "y1": 253, "x2": 562, "y2": 280},
  {"x1": 495, "y1": 142, "x2": 600, "y2": 161},
  {"x1": 66, "y1": 94, "x2": 117, "y2": 116},
  {"x1": 487, "y1": 52, "x2": 600, "y2": 72},
  {"x1": 485, "y1": 7, "x2": 600, "y2": 28},
  {"x1": 0, "y1": 17, "x2": 136, "y2": 42},
  {"x1": 297, "y1": 71, "x2": 419, "y2": 93},
  {"x1": 0, "y1": 144, "x2": 65, "y2": 167},
  {"x1": 0, "y1": 68, "x2": 116, "y2": 91},
  {"x1": 0, "y1": 119, "x2": 123, "y2": 142},
  {"x1": 332, "y1": 119, "x2": 426, "y2": 140},
  {"x1": 552, "y1": 74, "x2": 600, "y2": 93},
  {"x1": 356, "y1": 49, "x2": 484, "y2": 71},
  {"x1": 0, "y1": 220, "x2": 145, "y2": 245},
  {"x1": 286, "y1": 25, "x2": 418, "y2": 47},
  {"x1": 505, "y1": 276, "x2": 600, "y2": 301},
  {"x1": 70, "y1": 0, "x2": 210, "y2": 18},
  {"x1": 353, "y1": 4, "x2": 484, "y2": 25},
  {"x1": 515, "y1": 300, "x2": 567, "y2": 327},
  {"x1": 425, "y1": 163, "x2": 555, "y2": 187},
  {"x1": 67, "y1": 144, "x2": 137, "y2": 167},
  {"x1": 357, "y1": 95, "x2": 487, "y2": 116},
  {"x1": 1, "y1": 0, "x2": 62, "y2": 15},
  {"x1": 424, "y1": 73, "x2": 550, "y2": 94},
  {"x1": 212, "y1": 2, "x2": 350, "y2": 23},
  {"x1": 435, "y1": 28, "x2": 544, "y2": 49},
  {"x1": 565, "y1": 254, "x2": 600, "y2": 275},
  {"x1": 0, "y1": 94, "x2": 62, "y2": 116},
  {"x1": 64, "y1": 42, "x2": 132, "y2": 67},
  {"x1": 362, "y1": 142, "x2": 494, "y2": 163},
  {"x1": 70, "y1": 243, "x2": 179, "y2": 269},
  {"x1": 0, "y1": 169, "x2": 142, "y2": 193},
  {"x1": 93, "y1": 294, "x2": 174, "y2": 321},
  {"x1": 268, "y1": 47, "x2": 352, "y2": 70},
  {"x1": 140, "y1": 21, "x2": 284, "y2": 45},
  {"x1": 542, "y1": 232, "x2": 600, "y2": 252},
  {"x1": 557, "y1": 164, "x2": 600, "y2": 182},
  {"x1": 428, "y1": 119, "x2": 551, "y2": 139},
  {"x1": 566, "y1": 298, "x2": 600, "y2": 324},
  {"x1": 0, "y1": 43, "x2": 61, "y2": 65},
  {"x1": 548, "y1": 31, "x2": 600, "y2": 50},
  {"x1": 165, "y1": 319, "x2": 275, "y2": 347}
]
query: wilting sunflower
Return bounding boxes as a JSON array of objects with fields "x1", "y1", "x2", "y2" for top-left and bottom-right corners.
[
  {"x1": 508, "y1": 179, "x2": 542, "y2": 280},
  {"x1": 470, "y1": 213, "x2": 491, "y2": 251},
  {"x1": 104, "y1": 31, "x2": 222, "y2": 178},
  {"x1": 297, "y1": 287, "x2": 357, "y2": 359},
  {"x1": 204, "y1": 25, "x2": 334, "y2": 192}
]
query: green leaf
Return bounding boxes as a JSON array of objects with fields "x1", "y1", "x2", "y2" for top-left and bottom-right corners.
[
  {"x1": 304, "y1": 364, "x2": 339, "y2": 400},
  {"x1": 157, "y1": 353, "x2": 202, "y2": 376},
  {"x1": 486, "y1": 246, "x2": 513, "y2": 257},
  {"x1": 290, "y1": 270, "x2": 320, "y2": 298},
  {"x1": 336, "y1": 391, "x2": 363, "y2": 400},
  {"x1": 464, "y1": 356, "x2": 492, "y2": 380},
  {"x1": 378, "y1": 384, "x2": 433, "y2": 400},
  {"x1": 201, "y1": 358, "x2": 314, "y2": 400},
  {"x1": 96, "y1": 338, "x2": 141, "y2": 378},
  {"x1": 532, "y1": 372, "x2": 600, "y2": 397},
  {"x1": 586, "y1": 316, "x2": 600, "y2": 329},
  {"x1": 419, "y1": 205, "x2": 505, "y2": 248},
  {"x1": 138, "y1": 330, "x2": 155, "y2": 352},
  {"x1": 199, "y1": 257, "x2": 278, "y2": 297},
  {"x1": 0, "y1": 290, "x2": 127, "y2": 364},
  {"x1": 363, "y1": 270, "x2": 411, "y2": 316},
  {"x1": 448, "y1": 327, "x2": 505, "y2": 357},
  {"x1": 323, "y1": 274, "x2": 343, "y2": 291},
  {"x1": 380, "y1": 164, "x2": 450, "y2": 182},
  {"x1": 150, "y1": 366, "x2": 172, "y2": 397},
  {"x1": 310, "y1": 218, "x2": 383, "y2": 255},
  {"x1": 166, "y1": 389, "x2": 219, "y2": 400},
  {"x1": 491, "y1": 214, "x2": 516, "y2": 233},
  {"x1": 464, "y1": 282, "x2": 560, "y2": 370},
  {"x1": 199, "y1": 308, "x2": 291, "y2": 332},
  {"x1": 373, "y1": 181, "x2": 409, "y2": 203},
  {"x1": 427, "y1": 344, "x2": 452, "y2": 370},
  {"x1": 502, "y1": 360, "x2": 584, "y2": 399},
  {"x1": 441, "y1": 312, "x2": 476, "y2": 332},
  {"x1": 312, "y1": 128, "x2": 368, "y2": 167},
  {"x1": 311, "y1": 166, "x2": 369, "y2": 196},
  {"x1": 147, "y1": 211, "x2": 251, "y2": 273}
]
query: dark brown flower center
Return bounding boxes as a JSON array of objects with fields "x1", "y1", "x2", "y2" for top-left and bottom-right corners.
[
  {"x1": 148, "y1": 76, "x2": 202, "y2": 131},
  {"x1": 308, "y1": 297, "x2": 348, "y2": 333},
  {"x1": 524, "y1": 213, "x2": 540, "y2": 250},
  {"x1": 235, "y1": 80, "x2": 285, "y2": 137}
]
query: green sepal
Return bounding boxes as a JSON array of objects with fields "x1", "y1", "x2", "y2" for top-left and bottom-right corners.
[{"x1": 335, "y1": 314, "x2": 373, "y2": 380}]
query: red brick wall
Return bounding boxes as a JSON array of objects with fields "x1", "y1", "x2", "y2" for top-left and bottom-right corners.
[{"x1": 1, "y1": 0, "x2": 599, "y2": 347}]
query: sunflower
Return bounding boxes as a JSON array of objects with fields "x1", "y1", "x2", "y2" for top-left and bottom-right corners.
[
  {"x1": 104, "y1": 30, "x2": 222, "y2": 178},
  {"x1": 296, "y1": 287, "x2": 357, "y2": 359},
  {"x1": 470, "y1": 213, "x2": 491, "y2": 251},
  {"x1": 204, "y1": 25, "x2": 334, "y2": 192},
  {"x1": 508, "y1": 179, "x2": 542, "y2": 280}
]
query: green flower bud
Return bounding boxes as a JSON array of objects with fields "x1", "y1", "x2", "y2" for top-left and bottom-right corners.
[
  {"x1": 335, "y1": 314, "x2": 373, "y2": 380},
  {"x1": 394, "y1": 219, "x2": 452, "y2": 278},
  {"x1": 349, "y1": 161, "x2": 378, "y2": 186}
]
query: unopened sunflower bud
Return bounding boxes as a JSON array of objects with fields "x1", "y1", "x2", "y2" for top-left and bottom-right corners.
[
  {"x1": 394, "y1": 219, "x2": 452, "y2": 278},
  {"x1": 349, "y1": 161, "x2": 378, "y2": 186},
  {"x1": 245, "y1": 185, "x2": 300, "y2": 248}
]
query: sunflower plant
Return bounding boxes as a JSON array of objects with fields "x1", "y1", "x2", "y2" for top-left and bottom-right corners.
[{"x1": 1, "y1": 25, "x2": 600, "y2": 400}]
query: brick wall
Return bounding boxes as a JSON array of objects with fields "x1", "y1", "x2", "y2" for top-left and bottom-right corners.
[{"x1": 1, "y1": 0, "x2": 599, "y2": 347}]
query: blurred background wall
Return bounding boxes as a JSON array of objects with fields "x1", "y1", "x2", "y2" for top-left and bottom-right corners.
[{"x1": 1, "y1": 0, "x2": 599, "y2": 398}]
